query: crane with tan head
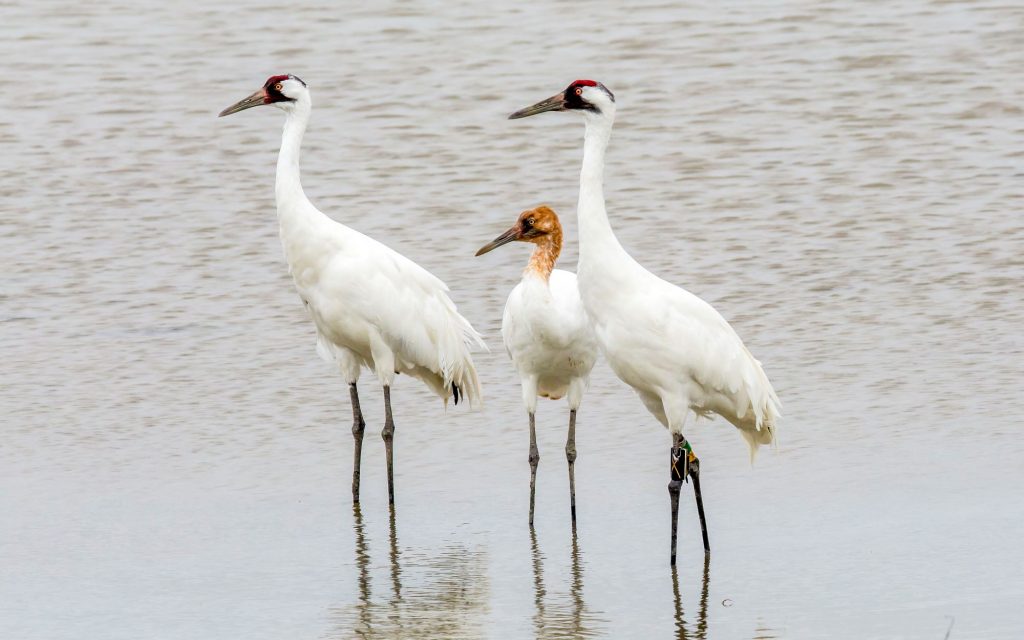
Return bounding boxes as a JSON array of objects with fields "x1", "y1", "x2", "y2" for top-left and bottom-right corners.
[{"x1": 476, "y1": 205, "x2": 598, "y2": 528}]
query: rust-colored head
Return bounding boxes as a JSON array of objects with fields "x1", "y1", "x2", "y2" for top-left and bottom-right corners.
[
  {"x1": 476, "y1": 206, "x2": 562, "y2": 255},
  {"x1": 475, "y1": 206, "x2": 563, "y2": 278}
]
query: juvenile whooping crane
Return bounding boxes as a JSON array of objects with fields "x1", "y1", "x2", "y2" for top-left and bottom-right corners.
[
  {"x1": 509, "y1": 80, "x2": 780, "y2": 565},
  {"x1": 475, "y1": 205, "x2": 598, "y2": 527},
  {"x1": 219, "y1": 75, "x2": 484, "y2": 505}
]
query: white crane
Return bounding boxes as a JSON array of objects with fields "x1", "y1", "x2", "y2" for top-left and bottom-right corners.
[
  {"x1": 509, "y1": 80, "x2": 781, "y2": 564},
  {"x1": 475, "y1": 205, "x2": 598, "y2": 527},
  {"x1": 219, "y1": 75, "x2": 484, "y2": 505}
]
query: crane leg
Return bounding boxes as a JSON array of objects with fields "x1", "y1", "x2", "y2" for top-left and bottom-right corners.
[
  {"x1": 668, "y1": 433, "x2": 685, "y2": 565},
  {"x1": 688, "y1": 446, "x2": 710, "y2": 554},
  {"x1": 565, "y1": 409, "x2": 578, "y2": 528},
  {"x1": 381, "y1": 385, "x2": 396, "y2": 505},
  {"x1": 350, "y1": 382, "x2": 366, "y2": 503},
  {"x1": 528, "y1": 411, "x2": 539, "y2": 526}
]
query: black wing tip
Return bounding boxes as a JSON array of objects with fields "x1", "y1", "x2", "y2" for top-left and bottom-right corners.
[{"x1": 452, "y1": 383, "x2": 460, "y2": 405}]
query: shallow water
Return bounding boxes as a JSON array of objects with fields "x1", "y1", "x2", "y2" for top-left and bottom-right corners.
[{"x1": 2, "y1": 1, "x2": 1023, "y2": 638}]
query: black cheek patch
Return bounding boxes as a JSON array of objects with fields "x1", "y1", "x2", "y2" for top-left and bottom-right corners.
[
  {"x1": 265, "y1": 85, "x2": 295, "y2": 104},
  {"x1": 563, "y1": 87, "x2": 600, "y2": 114},
  {"x1": 263, "y1": 75, "x2": 301, "y2": 103}
]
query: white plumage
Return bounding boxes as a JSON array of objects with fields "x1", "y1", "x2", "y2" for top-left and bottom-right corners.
[
  {"x1": 476, "y1": 205, "x2": 598, "y2": 525},
  {"x1": 291, "y1": 217, "x2": 484, "y2": 405},
  {"x1": 220, "y1": 75, "x2": 484, "y2": 504},
  {"x1": 501, "y1": 268, "x2": 596, "y2": 412},
  {"x1": 510, "y1": 80, "x2": 780, "y2": 562}
]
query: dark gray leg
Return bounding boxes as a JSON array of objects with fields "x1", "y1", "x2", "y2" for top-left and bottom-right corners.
[
  {"x1": 382, "y1": 385, "x2": 396, "y2": 505},
  {"x1": 669, "y1": 433, "x2": 685, "y2": 566},
  {"x1": 529, "y1": 411, "x2": 539, "y2": 526},
  {"x1": 350, "y1": 383, "x2": 366, "y2": 503},
  {"x1": 566, "y1": 409, "x2": 578, "y2": 527},
  {"x1": 689, "y1": 450, "x2": 710, "y2": 554}
]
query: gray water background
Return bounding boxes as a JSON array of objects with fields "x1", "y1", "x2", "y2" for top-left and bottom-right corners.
[{"x1": 2, "y1": 1, "x2": 1023, "y2": 638}]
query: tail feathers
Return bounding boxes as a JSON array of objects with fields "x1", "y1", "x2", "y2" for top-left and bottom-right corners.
[
  {"x1": 448, "y1": 355, "x2": 483, "y2": 409},
  {"x1": 740, "y1": 350, "x2": 781, "y2": 464},
  {"x1": 434, "y1": 299, "x2": 486, "y2": 409},
  {"x1": 740, "y1": 421, "x2": 776, "y2": 464}
]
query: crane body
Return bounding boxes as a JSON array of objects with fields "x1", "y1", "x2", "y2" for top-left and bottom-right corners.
[
  {"x1": 220, "y1": 75, "x2": 484, "y2": 505},
  {"x1": 477, "y1": 206, "x2": 598, "y2": 526},
  {"x1": 510, "y1": 80, "x2": 780, "y2": 564}
]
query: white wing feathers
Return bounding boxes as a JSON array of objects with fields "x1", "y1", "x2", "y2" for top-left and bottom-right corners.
[
  {"x1": 296, "y1": 223, "x2": 485, "y2": 407},
  {"x1": 657, "y1": 278, "x2": 781, "y2": 441}
]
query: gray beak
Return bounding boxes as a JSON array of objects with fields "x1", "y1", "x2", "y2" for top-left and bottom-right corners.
[
  {"x1": 475, "y1": 225, "x2": 522, "y2": 256},
  {"x1": 219, "y1": 89, "x2": 268, "y2": 117},
  {"x1": 508, "y1": 93, "x2": 566, "y2": 119}
]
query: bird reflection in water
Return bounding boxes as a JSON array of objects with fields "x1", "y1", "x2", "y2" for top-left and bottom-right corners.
[
  {"x1": 672, "y1": 554, "x2": 711, "y2": 640},
  {"x1": 334, "y1": 504, "x2": 488, "y2": 639},
  {"x1": 529, "y1": 528, "x2": 607, "y2": 638},
  {"x1": 352, "y1": 504, "x2": 372, "y2": 636}
]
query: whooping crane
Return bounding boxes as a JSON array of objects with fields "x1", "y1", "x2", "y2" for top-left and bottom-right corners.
[
  {"x1": 509, "y1": 80, "x2": 780, "y2": 564},
  {"x1": 475, "y1": 205, "x2": 598, "y2": 527},
  {"x1": 219, "y1": 75, "x2": 485, "y2": 505}
]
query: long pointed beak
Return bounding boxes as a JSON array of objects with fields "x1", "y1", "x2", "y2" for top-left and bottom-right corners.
[
  {"x1": 475, "y1": 225, "x2": 522, "y2": 256},
  {"x1": 218, "y1": 89, "x2": 268, "y2": 117},
  {"x1": 508, "y1": 92, "x2": 566, "y2": 119}
]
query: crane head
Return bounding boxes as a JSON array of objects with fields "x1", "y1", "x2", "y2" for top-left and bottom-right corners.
[
  {"x1": 508, "y1": 80, "x2": 615, "y2": 120},
  {"x1": 475, "y1": 205, "x2": 562, "y2": 256},
  {"x1": 219, "y1": 74, "x2": 307, "y2": 117}
]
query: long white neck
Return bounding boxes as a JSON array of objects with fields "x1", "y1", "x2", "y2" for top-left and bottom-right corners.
[
  {"x1": 577, "y1": 113, "x2": 627, "y2": 267},
  {"x1": 275, "y1": 96, "x2": 312, "y2": 212}
]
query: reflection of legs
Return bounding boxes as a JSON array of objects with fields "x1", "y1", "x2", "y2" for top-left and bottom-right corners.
[
  {"x1": 528, "y1": 411, "x2": 539, "y2": 526},
  {"x1": 388, "y1": 505, "x2": 402, "y2": 601},
  {"x1": 696, "y1": 554, "x2": 710, "y2": 639},
  {"x1": 352, "y1": 503, "x2": 372, "y2": 633},
  {"x1": 382, "y1": 385, "x2": 396, "y2": 504},
  {"x1": 350, "y1": 383, "x2": 366, "y2": 503},
  {"x1": 669, "y1": 433, "x2": 685, "y2": 566},
  {"x1": 671, "y1": 565, "x2": 688, "y2": 640},
  {"x1": 570, "y1": 530, "x2": 583, "y2": 634},
  {"x1": 529, "y1": 527, "x2": 545, "y2": 638},
  {"x1": 565, "y1": 409, "x2": 578, "y2": 526},
  {"x1": 671, "y1": 555, "x2": 711, "y2": 640}
]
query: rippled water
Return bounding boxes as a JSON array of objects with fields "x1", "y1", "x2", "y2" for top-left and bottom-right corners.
[{"x1": 2, "y1": 1, "x2": 1023, "y2": 638}]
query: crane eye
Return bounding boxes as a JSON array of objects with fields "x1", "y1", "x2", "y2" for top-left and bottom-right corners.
[
  {"x1": 274, "y1": 83, "x2": 283, "y2": 91},
  {"x1": 527, "y1": 217, "x2": 536, "y2": 226},
  {"x1": 575, "y1": 87, "x2": 583, "y2": 95}
]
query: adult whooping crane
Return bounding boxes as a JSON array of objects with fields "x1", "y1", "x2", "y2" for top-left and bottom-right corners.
[
  {"x1": 509, "y1": 80, "x2": 780, "y2": 565},
  {"x1": 219, "y1": 75, "x2": 484, "y2": 505},
  {"x1": 475, "y1": 205, "x2": 598, "y2": 527}
]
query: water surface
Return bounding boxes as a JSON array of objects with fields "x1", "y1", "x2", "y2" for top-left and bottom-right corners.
[{"x1": 2, "y1": 1, "x2": 1023, "y2": 638}]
